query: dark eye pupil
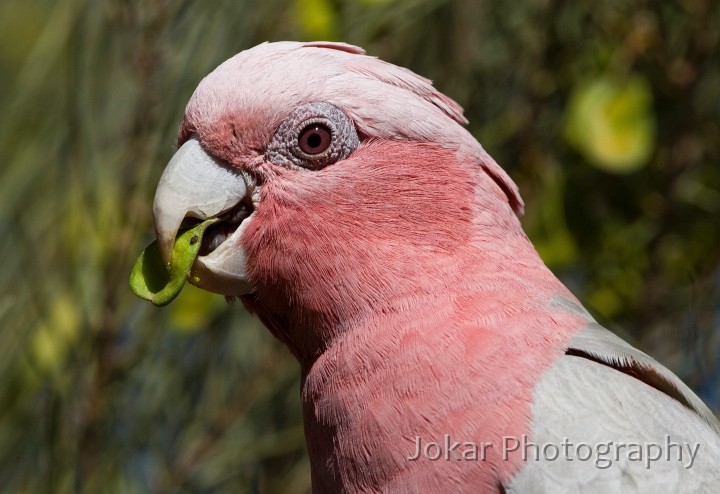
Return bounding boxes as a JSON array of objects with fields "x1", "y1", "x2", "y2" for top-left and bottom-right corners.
[
  {"x1": 298, "y1": 124, "x2": 332, "y2": 155},
  {"x1": 307, "y1": 132, "x2": 322, "y2": 149}
]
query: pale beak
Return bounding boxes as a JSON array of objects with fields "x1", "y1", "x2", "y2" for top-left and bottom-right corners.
[{"x1": 152, "y1": 138, "x2": 254, "y2": 295}]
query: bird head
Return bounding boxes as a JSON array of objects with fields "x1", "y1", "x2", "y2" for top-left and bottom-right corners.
[{"x1": 152, "y1": 41, "x2": 526, "y2": 357}]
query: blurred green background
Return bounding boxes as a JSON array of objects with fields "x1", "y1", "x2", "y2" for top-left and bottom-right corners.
[{"x1": 1, "y1": 0, "x2": 719, "y2": 492}]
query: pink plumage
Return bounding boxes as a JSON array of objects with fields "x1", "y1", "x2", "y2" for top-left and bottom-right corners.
[{"x1": 149, "y1": 42, "x2": 720, "y2": 493}]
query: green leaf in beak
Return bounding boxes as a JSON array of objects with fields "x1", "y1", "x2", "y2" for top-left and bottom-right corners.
[{"x1": 130, "y1": 218, "x2": 220, "y2": 306}]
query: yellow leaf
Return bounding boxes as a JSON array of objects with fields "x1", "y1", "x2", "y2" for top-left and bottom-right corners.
[
  {"x1": 30, "y1": 295, "x2": 81, "y2": 374},
  {"x1": 565, "y1": 75, "x2": 656, "y2": 173},
  {"x1": 294, "y1": 0, "x2": 338, "y2": 40},
  {"x1": 168, "y1": 284, "x2": 224, "y2": 333},
  {"x1": 587, "y1": 286, "x2": 623, "y2": 318}
]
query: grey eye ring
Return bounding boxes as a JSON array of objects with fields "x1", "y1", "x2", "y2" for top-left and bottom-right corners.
[{"x1": 266, "y1": 102, "x2": 359, "y2": 171}]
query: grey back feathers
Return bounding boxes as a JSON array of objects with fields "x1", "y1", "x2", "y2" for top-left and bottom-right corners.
[{"x1": 507, "y1": 298, "x2": 720, "y2": 493}]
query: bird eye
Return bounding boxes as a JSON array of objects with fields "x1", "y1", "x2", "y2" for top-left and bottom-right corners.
[
  {"x1": 298, "y1": 124, "x2": 332, "y2": 155},
  {"x1": 266, "y1": 102, "x2": 359, "y2": 171}
]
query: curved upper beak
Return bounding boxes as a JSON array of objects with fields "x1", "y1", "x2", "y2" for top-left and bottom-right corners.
[{"x1": 152, "y1": 138, "x2": 253, "y2": 295}]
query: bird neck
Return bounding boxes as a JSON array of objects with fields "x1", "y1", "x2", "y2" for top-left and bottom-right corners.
[
  {"x1": 238, "y1": 141, "x2": 589, "y2": 490},
  {"x1": 241, "y1": 141, "x2": 580, "y2": 364},
  {"x1": 294, "y1": 238, "x2": 585, "y2": 492}
]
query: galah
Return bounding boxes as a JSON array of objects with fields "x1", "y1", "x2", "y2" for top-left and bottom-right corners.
[{"x1": 144, "y1": 41, "x2": 720, "y2": 493}]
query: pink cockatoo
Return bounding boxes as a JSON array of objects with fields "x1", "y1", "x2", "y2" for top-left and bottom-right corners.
[{"x1": 147, "y1": 42, "x2": 720, "y2": 492}]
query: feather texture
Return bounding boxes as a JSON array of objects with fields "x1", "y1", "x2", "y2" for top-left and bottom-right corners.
[
  {"x1": 156, "y1": 41, "x2": 720, "y2": 493},
  {"x1": 508, "y1": 355, "x2": 720, "y2": 493}
]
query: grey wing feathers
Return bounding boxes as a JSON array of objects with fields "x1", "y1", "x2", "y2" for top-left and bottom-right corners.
[
  {"x1": 506, "y1": 298, "x2": 720, "y2": 493},
  {"x1": 567, "y1": 321, "x2": 720, "y2": 433},
  {"x1": 507, "y1": 355, "x2": 720, "y2": 493}
]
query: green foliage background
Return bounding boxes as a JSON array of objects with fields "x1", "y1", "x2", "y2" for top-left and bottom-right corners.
[{"x1": 1, "y1": 0, "x2": 719, "y2": 492}]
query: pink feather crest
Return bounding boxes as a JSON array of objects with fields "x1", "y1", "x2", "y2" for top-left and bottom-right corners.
[
  {"x1": 298, "y1": 41, "x2": 467, "y2": 126},
  {"x1": 302, "y1": 41, "x2": 366, "y2": 55},
  {"x1": 331, "y1": 47, "x2": 524, "y2": 215},
  {"x1": 345, "y1": 54, "x2": 467, "y2": 126},
  {"x1": 479, "y1": 156, "x2": 525, "y2": 216},
  {"x1": 182, "y1": 40, "x2": 524, "y2": 216}
]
